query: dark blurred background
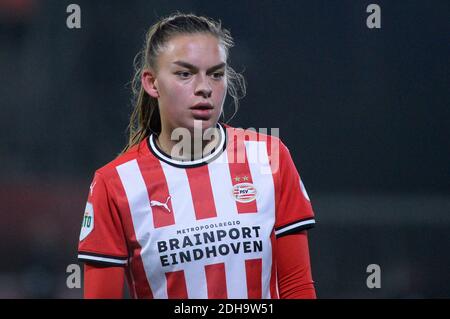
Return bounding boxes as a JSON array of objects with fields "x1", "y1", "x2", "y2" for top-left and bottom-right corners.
[{"x1": 0, "y1": 0, "x2": 449, "y2": 298}]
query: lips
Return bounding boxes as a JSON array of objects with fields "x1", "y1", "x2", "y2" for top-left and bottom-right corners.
[
  {"x1": 190, "y1": 103, "x2": 214, "y2": 110},
  {"x1": 190, "y1": 103, "x2": 214, "y2": 119}
]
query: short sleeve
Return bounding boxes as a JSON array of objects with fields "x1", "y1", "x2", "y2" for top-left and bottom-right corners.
[
  {"x1": 77, "y1": 172, "x2": 128, "y2": 266},
  {"x1": 274, "y1": 142, "x2": 316, "y2": 238}
]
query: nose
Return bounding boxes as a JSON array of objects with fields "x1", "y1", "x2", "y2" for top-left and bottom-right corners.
[{"x1": 194, "y1": 74, "x2": 212, "y2": 98}]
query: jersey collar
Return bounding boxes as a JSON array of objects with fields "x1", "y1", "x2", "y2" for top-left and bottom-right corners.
[{"x1": 148, "y1": 123, "x2": 227, "y2": 168}]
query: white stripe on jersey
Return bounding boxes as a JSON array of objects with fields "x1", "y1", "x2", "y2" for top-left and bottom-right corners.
[
  {"x1": 116, "y1": 160, "x2": 168, "y2": 299},
  {"x1": 209, "y1": 150, "x2": 248, "y2": 298},
  {"x1": 77, "y1": 254, "x2": 127, "y2": 265},
  {"x1": 159, "y1": 161, "x2": 203, "y2": 298},
  {"x1": 159, "y1": 161, "x2": 197, "y2": 236},
  {"x1": 245, "y1": 141, "x2": 276, "y2": 299},
  {"x1": 275, "y1": 219, "x2": 316, "y2": 236},
  {"x1": 184, "y1": 265, "x2": 208, "y2": 299},
  {"x1": 224, "y1": 253, "x2": 248, "y2": 298},
  {"x1": 208, "y1": 150, "x2": 239, "y2": 219}
]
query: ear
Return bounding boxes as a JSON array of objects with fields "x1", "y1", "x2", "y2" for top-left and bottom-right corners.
[{"x1": 141, "y1": 69, "x2": 160, "y2": 98}]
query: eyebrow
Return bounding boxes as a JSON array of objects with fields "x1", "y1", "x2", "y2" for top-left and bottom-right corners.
[{"x1": 173, "y1": 61, "x2": 226, "y2": 73}]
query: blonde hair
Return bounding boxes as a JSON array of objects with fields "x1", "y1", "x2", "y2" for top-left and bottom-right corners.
[{"x1": 121, "y1": 12, "x2": 246, "y2": 154}]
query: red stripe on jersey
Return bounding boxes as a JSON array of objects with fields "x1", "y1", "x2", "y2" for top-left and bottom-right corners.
[
  {"x1": 245, "y1": 258, "x2": 262, "y2": 299},
  {"x1": 166, "y1": 270, "x2": 188, "y2": 299},
  {"x1": 113, "y1": 170, "x2": 154, "y2": 299},
  {"x1": 137, "y1": 157, "x2": 175, "y2": 228},
  {"x1": 205, "y1": 263, "x2": 228, "y2": 298},
  {"x1": 186, "y1": 166, "x2": 217, "y2": 220},
  {"x1": 270, "y1": 231, "x2": 279, "y2": 298},
  {"x1": 226, "y1": 133, "x2": 258, "y2": 214}
]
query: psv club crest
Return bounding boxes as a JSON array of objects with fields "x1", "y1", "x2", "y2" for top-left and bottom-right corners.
[{"x1": 232, "y1": 182, "x2": 257, "y2": 203}]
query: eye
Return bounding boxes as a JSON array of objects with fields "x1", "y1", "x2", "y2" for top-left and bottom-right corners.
[
  {"x1": 211, "y1": 71, "x2": 225, "y2": 80},
  {"x1": 175, "y1": 71, "x2": 192, "y2": 79}
]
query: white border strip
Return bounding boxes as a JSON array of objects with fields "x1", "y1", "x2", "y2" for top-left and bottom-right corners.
[
  {"x1": 274, "y1": 219, "x2": 316, "y2": 236},
  {"x1": 78, "y1": 254, "x2": 128, "y2": 265}
]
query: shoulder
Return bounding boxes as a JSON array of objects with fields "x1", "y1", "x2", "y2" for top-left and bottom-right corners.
[
  {"x1": 222, "y1": 122, "x2": 285, "y2": 146},
  {"x1": 94, "y1": 139, "x2": 150, "y2": 183},
  {"x1": 222, "y1": 122, "x2": 290, "y2": 155}
]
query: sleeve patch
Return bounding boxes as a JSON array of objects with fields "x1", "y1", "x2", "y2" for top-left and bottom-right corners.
[
  {"x1": 300, "y1": 179, "x2": 310, "y2": 202},
  {"x1": 79, "y1": 202, "x2": 94, "y2": 241}
]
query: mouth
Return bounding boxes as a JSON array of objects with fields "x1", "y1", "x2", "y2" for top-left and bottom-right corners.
[
  {"x1": 190, "y1": 103, "x2": 214, "y2": 110},
  {"x1": 189, "y1": 103, "x2": 214, "y2": 120}
]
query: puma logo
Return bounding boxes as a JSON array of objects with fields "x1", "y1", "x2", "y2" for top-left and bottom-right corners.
[{"x1": 150, "y1": 195, "x2": 171, "y2": 213}]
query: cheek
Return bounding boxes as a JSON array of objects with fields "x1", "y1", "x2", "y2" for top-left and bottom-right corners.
[
  {"x1": 214, "y1": 82, "x2": 227, "y2": 103},
  {"x1": 159, "y1": 81, "x2": 190, "y2": 107}
]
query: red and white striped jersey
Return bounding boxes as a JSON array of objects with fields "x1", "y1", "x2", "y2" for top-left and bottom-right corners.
[{"x1": 78, "y1": 123, "x2": 315, "y2": 299}]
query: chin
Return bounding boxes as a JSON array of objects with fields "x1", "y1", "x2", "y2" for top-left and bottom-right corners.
[{"x1": 188, "y1": 118, "x2": 219, "y2": 131}]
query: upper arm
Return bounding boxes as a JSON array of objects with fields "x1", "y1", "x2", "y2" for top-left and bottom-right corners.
[
  {"x1": 77, "y1": 173, "x2": 129, "y2": 298},
  {"x1": 276, "y1": 231, "x2": 316, "y2": 299},
  {"x1": 84, "y1": 263, "x2": 125, "y2": 299},
  {"x1": 78, "y1": 172, "x2": 128, "y2": 265},
  {"x1": 274, "y1": 142, "x2": 316, "y2": 238}
]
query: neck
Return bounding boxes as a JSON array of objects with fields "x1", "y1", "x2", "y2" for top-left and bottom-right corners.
[{"x1": 156, "y1": 125, "x2": 221, "y2": 161}]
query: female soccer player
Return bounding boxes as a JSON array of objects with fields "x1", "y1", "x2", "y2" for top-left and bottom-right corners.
[{"x1": 78, "y1": 12, "x2": 317, "y2": 299}]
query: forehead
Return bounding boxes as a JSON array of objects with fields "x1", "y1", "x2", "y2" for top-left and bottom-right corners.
[{"x1": 158, "y1": 33, "x2": 227, "y2": 67}]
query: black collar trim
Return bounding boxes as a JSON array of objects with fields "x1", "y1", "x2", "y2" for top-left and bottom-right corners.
[{"x1": 147, "y1": 123, "x2": 228, "y2": 168}]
